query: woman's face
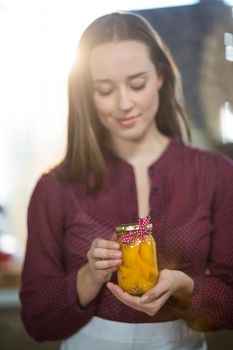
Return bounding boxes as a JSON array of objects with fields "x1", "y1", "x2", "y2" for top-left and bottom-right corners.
[{"x1": 89, "y1": 40, "x2": 163, "y2": 142}]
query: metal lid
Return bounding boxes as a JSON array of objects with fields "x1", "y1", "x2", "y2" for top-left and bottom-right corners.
[{"x1": 115, "y1": 223, "x2": 153, "y2": 232}]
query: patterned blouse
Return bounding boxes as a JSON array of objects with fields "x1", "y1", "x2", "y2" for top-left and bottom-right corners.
[{"x1": 20, "y1": 138, "x2": 233, "y2": 341}]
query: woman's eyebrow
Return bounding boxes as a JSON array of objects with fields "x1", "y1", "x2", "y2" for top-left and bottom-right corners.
[
  {"x1": 127, "y1": 72, "x2": 148, "y2": 80},
  {"x1": 92, "y1": 79, "x2": 113, "y2": 84},
  {"x1": 92, "y1": 72, "x2": 148, "y2": 84}
]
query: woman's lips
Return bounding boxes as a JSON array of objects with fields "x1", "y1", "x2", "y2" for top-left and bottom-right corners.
[{"x1": 114, "y1": 115, "x2": 140, "y2": 127}]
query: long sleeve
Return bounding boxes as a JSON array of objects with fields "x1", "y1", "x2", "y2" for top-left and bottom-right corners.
[
  {"x1": 20, "y1": 175, "x2": 97, "y2": 341},
  {"x1": 172, "y1": 155, "x2": 233, "y2": 331}
]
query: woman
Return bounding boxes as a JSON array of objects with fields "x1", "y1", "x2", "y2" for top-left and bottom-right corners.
[{"x1": 20, "y1": 12, "x2": 233, "y2": 350}]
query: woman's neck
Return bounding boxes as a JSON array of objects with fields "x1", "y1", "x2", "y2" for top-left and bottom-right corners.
[{"x1": 108, "y1": 127, "x2": 170, "y2": 168}]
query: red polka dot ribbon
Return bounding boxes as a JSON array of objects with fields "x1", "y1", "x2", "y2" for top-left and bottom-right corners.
[
  {"x1": 120, "y1": 215, "x2": 152, "y2": 245},
  {"x1": 138, "y1": 215, "x2": 151, "y2": 237}
]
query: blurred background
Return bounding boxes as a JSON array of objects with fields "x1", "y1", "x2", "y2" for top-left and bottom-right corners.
[{"x1": 0, "y1": 0, "x2": 233, "y2": 348}]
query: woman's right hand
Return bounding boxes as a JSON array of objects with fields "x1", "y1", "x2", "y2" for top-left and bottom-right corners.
[{"x1": 86, "y1": 237, "x2": 122, "y2": 285}]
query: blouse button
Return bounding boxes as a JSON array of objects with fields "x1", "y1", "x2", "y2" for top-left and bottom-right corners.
[
  {"x1": 151, "y1": 209, "x2": 159, "y2": 218},
  {"x1": 153, "y1": 186, "x2": 159, "y2": 193}
]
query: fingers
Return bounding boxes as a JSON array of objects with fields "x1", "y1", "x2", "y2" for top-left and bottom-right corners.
[
  {"x1": 89, "y1": 238, "x2": 120, "y2": 258},
  {"x1": 107, "y1": 269, "x2": 184, "y2": 317},
  {"x1": 107, "y1": 282, "x2": 143, "y2": 312},
  {"x1": 142, "y1": 292, "x2": 170, "y2": 316},
  {"x1": 92, "y1": 238, "x2": 120, "y2": 250},
  {"x1": 141, "y1": 278, "x2": 171, "y2": 304},
  {"x1": 91, "y1": 238, "x2": 120, "y2": 254},
  {"x1": 93, "y1": 247, "x2": 122, "y2": 260},
  {"x1": 107, "y1": 281, "x2": 171, "y2": 316},
  {"x1": 95, "y1": 258, "x2": 122, "y2": 269},
  {"x1": 87, "y1": 237, "x2": 122, "y2": 270}
]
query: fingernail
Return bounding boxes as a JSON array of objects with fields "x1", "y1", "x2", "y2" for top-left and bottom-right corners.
[
  {"x1": 114, "y1": 251, "x2": 122, "y2": 258},
  {"x1": 115, "y1": 259, "x2": 122, "y2": 265},
  {"x1": 141, "y1": 295, "x2": 149, "y2": 303},
  {"x1": 107, "y1": 283, "x2": 115, "y2": 292}
]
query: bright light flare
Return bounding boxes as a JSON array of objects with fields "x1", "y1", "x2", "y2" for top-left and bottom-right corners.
[{"x1": 220, "y1": 102, "x2": 233, "y2": 143}]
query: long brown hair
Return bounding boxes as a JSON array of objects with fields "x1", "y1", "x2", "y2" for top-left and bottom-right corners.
[{"x1": 53, "y1": 12, "x2": 191, "y2": 191}]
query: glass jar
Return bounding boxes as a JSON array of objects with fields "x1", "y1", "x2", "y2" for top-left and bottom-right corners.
[{"x1": 115, "y1": 218, "x2": 158, "y2": 295}]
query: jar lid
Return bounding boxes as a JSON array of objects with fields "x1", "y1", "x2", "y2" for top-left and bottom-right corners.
[{"x1": 115, "y1": 223, "x2": 153, "y2": 232}]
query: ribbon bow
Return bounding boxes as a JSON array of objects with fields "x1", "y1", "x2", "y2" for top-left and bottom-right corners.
[
  {"x1": 138, "y1": 215, "x2": 151, "y2": 238},
  {"x1": 121, "y1": 215, "x2": 152, "y2": 244}
]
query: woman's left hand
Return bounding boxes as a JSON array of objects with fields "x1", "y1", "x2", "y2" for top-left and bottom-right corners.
[{"x1": 106, "y1": 269, "x2": 194, "y2": 316}]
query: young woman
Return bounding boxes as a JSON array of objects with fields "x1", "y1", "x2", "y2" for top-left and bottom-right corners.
[{"x1": 20, "y1": 12, "x2": 233, "y2": 350}]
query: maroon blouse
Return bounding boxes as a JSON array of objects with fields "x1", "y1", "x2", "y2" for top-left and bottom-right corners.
[{"x1": 20, "y1": 138, "x2": 233, "y2": 341}]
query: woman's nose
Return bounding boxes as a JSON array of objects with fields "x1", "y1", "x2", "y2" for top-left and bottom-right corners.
[{"x1": 117, "y1": 88, "x2": 134, "y2": 111}]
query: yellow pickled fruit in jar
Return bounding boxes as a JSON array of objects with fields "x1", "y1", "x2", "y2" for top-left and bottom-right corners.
[
  {"x1": 118, "y1": 265, "x2": 130, "y2": 278},
  {"x1": 137, "y1": 276, "x2": 155, "y2": 293},
  {"x1": 135, "y1": 254, "x2": 151, "y2": 281},
  {"x1": 115, "y1": 220, "x2": 158, "y2": 295},
  {"x1": 118, "y1": 266, "x2": 131, "y2": 292},
  {"x1": 121, "y1": 244, "x2": 140, "y2": 268},
  {"x1": 139, "y1": 240, "x2": 156, "y2": 267},
  {"x1": 118, "y1": 264, "x2": 140, "y2": 293}
]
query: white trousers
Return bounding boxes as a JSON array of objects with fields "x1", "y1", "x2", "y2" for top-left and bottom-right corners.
[{"x1": 61, "y1": 316, "x2": 207, "y2": 350}]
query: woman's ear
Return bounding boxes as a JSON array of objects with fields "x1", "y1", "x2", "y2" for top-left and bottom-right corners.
[{"x1": 157, "y1": 74, "x2": 164, "y2": 90}]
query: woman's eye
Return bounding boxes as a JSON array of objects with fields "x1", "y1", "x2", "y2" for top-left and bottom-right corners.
[
  {"x1": 94, "y1": 86, "x2": 113, "y2": 96},
  {"x1": 97, "y1": 90, "x2": 113, "y2": 96},
  {"x1": 131, "y1": 83, "x2": 146, "y2": 91}
]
